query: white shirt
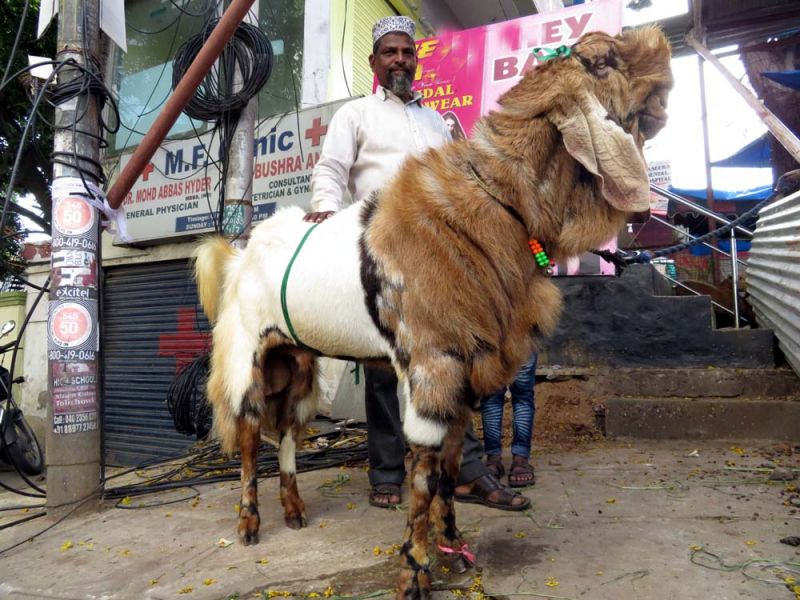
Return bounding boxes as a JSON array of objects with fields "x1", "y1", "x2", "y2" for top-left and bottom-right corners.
[{"x1": 310, "y1": 87, "x2": 452, "y2": 212}]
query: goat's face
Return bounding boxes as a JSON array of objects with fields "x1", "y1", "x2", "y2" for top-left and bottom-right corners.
[{"x1": 572, "y1": 26, "x2": 674, "y2": 151}]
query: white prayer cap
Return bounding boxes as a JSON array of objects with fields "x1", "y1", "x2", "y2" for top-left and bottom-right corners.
[{"x1": 372, "y1": 16, "x2": 416, "y2": 44}]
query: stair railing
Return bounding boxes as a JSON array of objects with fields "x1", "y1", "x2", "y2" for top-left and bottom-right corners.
[{"x1": 647, "y1": 185, "x2": 755, "y2": 328}]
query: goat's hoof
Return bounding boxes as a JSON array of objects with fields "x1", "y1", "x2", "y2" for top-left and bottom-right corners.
[
  {"x1": 238, "y1": 509, "x2": 260, "y2": 545},
  {"x1": 239, "y1": 529, "x2": 260, "y2": 545},
  {"x1": 285, "y1": 514, "x2": 308, "y2": 530},
  {"x1": 396, "y1": 568, "x2": 431, "y2": 600}
]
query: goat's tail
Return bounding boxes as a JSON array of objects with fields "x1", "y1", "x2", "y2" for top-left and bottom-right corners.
[{"x1": 194, "y1": 236, "x2": 237, "y2": 323}]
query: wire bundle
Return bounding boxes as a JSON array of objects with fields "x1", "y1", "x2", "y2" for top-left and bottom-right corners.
[
  {"x1": 166, "y1": 352, "x2": 212, "y2": 438},
  {"x1": 171, "y1": 19, "x2": 274, "y2": 122}
]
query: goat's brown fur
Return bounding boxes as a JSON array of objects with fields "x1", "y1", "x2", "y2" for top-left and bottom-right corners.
[{"x1": 195, "y1": 26, "x2": 673, "y2": 600}]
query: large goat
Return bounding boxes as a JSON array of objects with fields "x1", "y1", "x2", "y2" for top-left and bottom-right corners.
[{"x1": 195, "y1": 26, "x2": 672, "y2": 599}]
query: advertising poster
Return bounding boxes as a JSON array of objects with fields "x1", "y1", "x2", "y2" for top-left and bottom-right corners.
[
  {"x1": 481, "y1": 0, "x2": 623, "y2": 112},
  {"x1": 412, "y1": 0, "x2": 622, "y2": 122},
  {"x1": 413, "y1": 29, "x2": 487, "y2": 139},
  {"x1": 116, "y1": 99, "x2": 350, "y2": 244},
  {"x1": 49, "y1": 177, "x2": 101, "y2": 434}
]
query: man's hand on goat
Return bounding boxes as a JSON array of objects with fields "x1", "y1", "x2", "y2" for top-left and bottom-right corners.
[{"x1": 303, "y1": 211, "x2": 335, "y2": 223}]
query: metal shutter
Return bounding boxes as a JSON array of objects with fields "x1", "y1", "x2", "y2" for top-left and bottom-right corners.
[
  {"x1": 351, "y1": 0, "x2": 396, "y2": 97},
  {"x1": 102, "y1": 260, "x2": 210, "y2": 466}
]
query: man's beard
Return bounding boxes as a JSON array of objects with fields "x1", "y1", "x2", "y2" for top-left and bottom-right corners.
[{"x1": 389, "y1": 70, "x2": 413, "y2": 98}]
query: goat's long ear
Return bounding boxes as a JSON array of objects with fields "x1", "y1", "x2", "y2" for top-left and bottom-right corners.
[{"x1": 548, "y1": 88, "x2": 650, "y2": 212}]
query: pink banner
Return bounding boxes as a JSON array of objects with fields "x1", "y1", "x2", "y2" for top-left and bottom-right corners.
[
  {"x1": 411, "y1": 0, "x2": 623, "y2": 125},
  {"x1": 413, "y1": 29, "x2": 486, "y2": 139},
  {"x1": 482, "y1": 0, "x2": 622, "y2": 112}
]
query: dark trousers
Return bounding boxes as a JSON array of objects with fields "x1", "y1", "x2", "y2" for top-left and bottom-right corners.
[{"x1": 365, "y1": 365, "x2": 488, "y2": 488}]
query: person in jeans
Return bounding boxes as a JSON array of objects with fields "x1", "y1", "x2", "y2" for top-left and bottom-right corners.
[{"x1": 481, "y1": 353, "x2": 538, "y2": 487}]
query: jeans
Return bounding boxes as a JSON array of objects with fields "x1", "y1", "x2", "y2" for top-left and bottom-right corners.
[{"x1": 481, "y1": 353, "x2": 537, "y2": 458}]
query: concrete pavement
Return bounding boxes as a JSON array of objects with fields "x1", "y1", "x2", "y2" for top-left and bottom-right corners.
[{"x1": 1, "y1": 439, "x2": 799, "y2": 600}]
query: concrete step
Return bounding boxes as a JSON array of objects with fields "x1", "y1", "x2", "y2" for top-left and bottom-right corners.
[
  {"x1": 542, "y1": 265, "x2": 777, "y2": 369},
  {"x1": 606, "y1": 397, "x2": 800, "y2": 441},
  {"x1": 609, "y1": 367, "x2": 800, "y2": 398}
]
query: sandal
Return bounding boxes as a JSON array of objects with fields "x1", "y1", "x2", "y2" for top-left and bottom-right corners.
[
  {"x1": 454, "y1": 473, "x2": 531, "y2": 511},
  {"x1": 369, "y1": 482, "x2": 402, "y2": 509},
  {"x1": 485, "y1": 455, "x2": 505, "y2": 479},
  {"x1": 508, "y1": 456, "x2": 535, "y2": 488}
]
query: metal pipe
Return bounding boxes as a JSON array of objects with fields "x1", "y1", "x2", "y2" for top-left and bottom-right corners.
[
  {"x1": 697, "y1": 49, "x2": 718, "y2": 283},
  {"x1": 649, "y1": 214, "x2": 748, "y2": 268},
  {"x1": 651, "y1": 184, "x2": 754, "y2": 237},
  {"x1": 730, "y1": 229, "x2": 740, "y2": 328},
  {"x1": 687, "y1": 33, "x2": 800, "y2": 165},
  {"x1": 106, "y1": 0, "x2": 257, "y2": 209}
]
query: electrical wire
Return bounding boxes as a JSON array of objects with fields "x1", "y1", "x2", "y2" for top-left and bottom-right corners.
[
  {"x1": 340, "y1": 0, "x2": 353, "y2": 97},
  {"x1": 172, "y1": 19, "x2": 273, "y2": 122}
]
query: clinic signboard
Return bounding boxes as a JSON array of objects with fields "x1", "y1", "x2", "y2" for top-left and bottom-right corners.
[{"x1": 116, "y1": 99, "x2": 349, "y2": 244}]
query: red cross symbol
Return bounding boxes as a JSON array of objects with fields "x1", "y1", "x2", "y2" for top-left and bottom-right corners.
[
  {"x1": 158, "y1": 307, "x2": 210, "y2": 374},
  {"x1": 142, "y1": 162, "x2": 155, "y2": 182},
  {"x1": 304, "y1": 117, "x2": 328, "y2": 147}
]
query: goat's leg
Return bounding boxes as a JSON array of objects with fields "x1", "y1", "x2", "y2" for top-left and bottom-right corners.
[
  {"x1": 431, "y1": 410, "x2": 471, "y2": 574},
  {"x1": 237, "y1": 414, "x2": 262, "y2": 545},
  {"x1": 279, "y1": 426, "x2": 307, "y2": 529},
  {"x1": 398, "y1": 443, "x2": 439, "y2": 600},
  {"x1": 396, "y1": 355, "x2": 468, "y2": 600}
]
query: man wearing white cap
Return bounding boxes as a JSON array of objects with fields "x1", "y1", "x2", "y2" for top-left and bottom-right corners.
[{"x1": 306, "y1": 16, "x2": 530, "y2": 512}]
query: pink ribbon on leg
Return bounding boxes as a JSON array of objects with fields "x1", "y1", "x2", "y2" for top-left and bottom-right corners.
[{"x1": 437, "y1": 543, "x2": 476, "y2": 565}]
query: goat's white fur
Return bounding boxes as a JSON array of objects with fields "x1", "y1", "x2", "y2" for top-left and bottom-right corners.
[
  {"x1": 278, "y1": 433, "x2": 297, "y2": 474},
  {"x1": 403, "y1": 396, "x2": 448, "y2": 447}
]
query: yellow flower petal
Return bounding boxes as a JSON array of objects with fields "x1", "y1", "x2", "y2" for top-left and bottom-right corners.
[
  {"x1": 60, "y1": 540, "x2": 73, "y2": 552},
  {"x1": 202, "y1": 578, "x2": 216, "y2": 586},
  {"x1": 149, "y1": 579, "x2": 159, "y2": 586},
  {"x1": 745, "y1": 540, "x2": 757, "y2": 546},
  {"x1": 606, "y1": 498, "x2": 616, "y2": 504},
  {"x1": 179, "y1": 586, "x2": 193, "y2": 594},
  {"x1": 346, "y1": 503, "x2": 356, "y2": 510},
  {"x1": 513, "y1": 532, "x2": 527, "y2": 539},
  {"x1": 258, "y1": 557, "x2": 270, "y2": 565},
  {"x1": 323, "y1": 585, "x2": 334, "y2": 598},
  {"x1": 545, "y1": 577, "x2": 559, "y2": 587},
  {"x1": 120, "y1": 496, "x2": 132, "y2": 506}
]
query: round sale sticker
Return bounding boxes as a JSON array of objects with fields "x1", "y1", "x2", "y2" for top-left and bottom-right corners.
[
  {"x1": 50, "y1": 303, "x2": 92, "y2": 348},
  {"x1": 55, "y1": 196, "x2": 94, "y2": 235}
]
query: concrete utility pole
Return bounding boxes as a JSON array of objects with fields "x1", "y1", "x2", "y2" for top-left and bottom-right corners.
[
  {"x1": 223, "y1": 5, "x2": 259, "y2": 246},
  {"x1": 46, "y1": 0, "x2": 103, "y2": 516}
]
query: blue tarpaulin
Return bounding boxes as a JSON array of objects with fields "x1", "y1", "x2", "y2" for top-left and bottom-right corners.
[
  {"x1": 710, "y1": 134, "x2": 772, "y2": 168},
  {"x1": 762, "y1": 70, "x2": 800, "y2": 91},
  {"x1": 668, "y1": 184, "x2": 773, "y2": 202}
]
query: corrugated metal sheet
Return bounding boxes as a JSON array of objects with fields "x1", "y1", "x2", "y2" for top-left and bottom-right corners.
[
  {"x1": 746, "y1": 189, "x2": 800, "y2": 375},
  {"x1": 102, "y1": 260, "x2": 210, "y2": 466}
]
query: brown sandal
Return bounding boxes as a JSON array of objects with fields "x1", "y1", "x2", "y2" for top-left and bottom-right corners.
[
  {"x1": 508, "y1": 456, "x2": 535, "y2": 488},
  {"x1": 454, "y1": 473, "x2": 531, "y2": 511},
  {"x1": 485, "y1": 455, "x2": 505, "y2": 479}
]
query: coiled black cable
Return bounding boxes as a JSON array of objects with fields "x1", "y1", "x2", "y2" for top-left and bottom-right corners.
[
  {"x1": 166, "y1": 353, "x2": 211, "y2": 438},
  {"x1": 171, "y1": 19, "x2": 273, "y2": 122}
]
